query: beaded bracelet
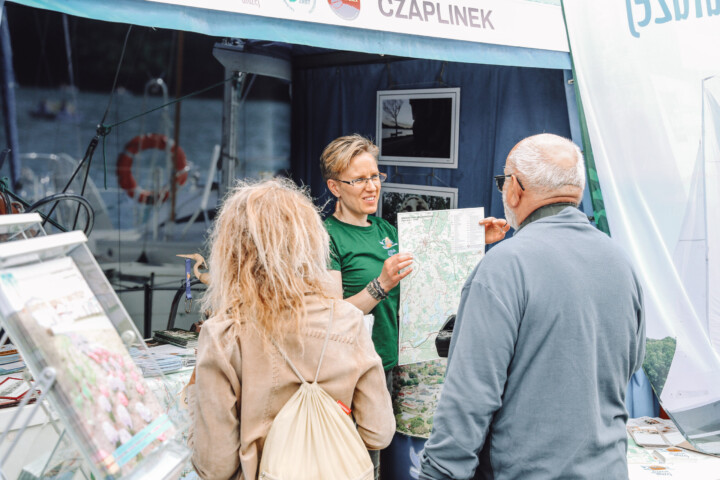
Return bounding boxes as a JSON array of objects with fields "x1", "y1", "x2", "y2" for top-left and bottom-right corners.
[{"x1": 366, "y1": 277, "x2": 388, "y2": 301}]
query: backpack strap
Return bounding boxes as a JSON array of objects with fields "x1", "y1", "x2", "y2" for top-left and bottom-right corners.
[
  {"x1": 270, "y1": 301, "x2": 335, "y2": 385},
  {"x1": 313, "y1": 302, "x2": 334, "y2": 383}
]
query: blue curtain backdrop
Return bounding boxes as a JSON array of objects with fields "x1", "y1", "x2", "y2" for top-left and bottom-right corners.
[
  {"x1": 290, "y1": 59, "x2": 571, "y2": 223},
  {"x1": 290, "y1": 58, "x2": 658, "y2": 418}
]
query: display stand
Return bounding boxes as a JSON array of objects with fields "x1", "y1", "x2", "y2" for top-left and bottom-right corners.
[
  {"x1": 0, "y1": 213, "x2": 47, "y2": 243},
  {"x1": 0, "y1": 217, "x2": 190, "y2": 480}
]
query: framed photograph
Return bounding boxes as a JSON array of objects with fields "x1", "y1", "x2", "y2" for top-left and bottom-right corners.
[
  {"x1": 376, "y1": 88, "x2": 460, "y2": 168},
  {"x1": 377, "y1": 183, "x2": 458, "y2": 227}
]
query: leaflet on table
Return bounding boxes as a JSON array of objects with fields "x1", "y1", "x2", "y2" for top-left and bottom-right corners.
[
  {"x1": 627, "y1": 436, "x2": 660, "y2": 464},
  {"x1": 0, "y1": 375, "x2": 29, "y2": 399},
  {"x1": 0, "y1": 360, "x2": 25, "y2": 374},
  {"x1": 628, "y1": 417, "x2": 686, "y2": 447},
  {"x1": 0, "y1": 353, "x2": 21, "y2": 364},
  {"x1": 0, "y1": 256, "x2": 180, "y2": 478},
  {"x1": 146, "y1": 344, "x2": 195, "y2": 357},
  {"x1": 653, "y1": 447, "x2": 701, "y2": 463},
  {"x1": 628, "y1": 463, "x2": 720, "y2": 479}
]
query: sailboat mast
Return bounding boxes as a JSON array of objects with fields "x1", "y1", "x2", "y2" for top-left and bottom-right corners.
[{"x1": 170, "y1": 31, "x2": 184, "y2": 225}]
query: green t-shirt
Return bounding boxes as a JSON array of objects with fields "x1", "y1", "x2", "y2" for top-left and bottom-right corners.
[{"x1": 325, "y1": 215, "x2": 399, "y2": 371}]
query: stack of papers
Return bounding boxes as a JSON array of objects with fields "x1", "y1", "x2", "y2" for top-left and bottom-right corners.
[
  {"x1": 129, "y1": 348, "x2": 184, "y2": 377},
  {"x1": 653, "y1": 447, "x2": 700, "y2": 463},
  {"x1": 153, "y1": 329, "x2": 199, "y2": 348},
  {"x1": 147, "y1": 344, "x2": 196, "y2": 368},
  {"x1": 627, "y1": 436, "x2": 659, "y2": 464},
  {"x1": 628, "y1": 417, "x2": 686, "y2": 447},
  {"x1": 0, "y1": 374, "x2": 33, "y2": 408},
  {"x1": 0, "y1": 343, "x2": 25, "y2": 375}
]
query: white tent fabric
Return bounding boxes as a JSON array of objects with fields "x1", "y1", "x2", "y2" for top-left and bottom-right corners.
[
  {"x1": 563, "y1": 0, "x2": 720, "y2": 451},
  {"x1": 704, "y1": 77, "x2": 720, "y2": 353}
]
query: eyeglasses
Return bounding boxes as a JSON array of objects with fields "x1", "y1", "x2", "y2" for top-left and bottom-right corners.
[
  {"x1": 336, "y1": 172, "x2": 388, "y2": 188},
  {"x1": 494, "y1": 174, "x2": 525, "y2": 193}
]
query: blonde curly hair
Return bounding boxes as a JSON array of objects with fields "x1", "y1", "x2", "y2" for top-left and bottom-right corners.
[{"x1": 201, "y1": 178, "x2": 336, "y2": 340}]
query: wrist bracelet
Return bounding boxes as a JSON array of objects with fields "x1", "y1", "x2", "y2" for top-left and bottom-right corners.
[
  {"x1": 373, "y1": 278, "x2": 388, "y2": 298},
  {"x1": 366, "y1": 277, "x2": 388, "y2": 301},
  {"x1": 366, "y1": 281, "x2": 382, "y2": 301}
]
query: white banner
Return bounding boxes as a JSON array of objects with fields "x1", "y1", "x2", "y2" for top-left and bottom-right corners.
[
  {"x1": 147, "y1": 0, "x2": 568, "y2": 52},
  {"x1": 564, "y1": 0, "x2": 720, "y2": 453}
]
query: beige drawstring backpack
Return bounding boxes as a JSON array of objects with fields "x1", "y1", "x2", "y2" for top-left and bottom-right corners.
[{"x1": 258, "y1": 303, "x2": 374, "y2": 480}]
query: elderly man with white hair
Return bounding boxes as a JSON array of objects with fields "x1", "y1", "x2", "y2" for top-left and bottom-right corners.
[{"x1": 419, "y1": 133, "x2": 646, "y2": 480}]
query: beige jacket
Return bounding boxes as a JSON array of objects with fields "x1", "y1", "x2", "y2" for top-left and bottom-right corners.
[{"x1": 190, "y1": 295, "x2": 395, "y2": 480}]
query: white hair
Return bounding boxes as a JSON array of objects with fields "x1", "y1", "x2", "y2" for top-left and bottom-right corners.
[{"x1": 507, "y1": 134, "x2": 585, "y2": 195}]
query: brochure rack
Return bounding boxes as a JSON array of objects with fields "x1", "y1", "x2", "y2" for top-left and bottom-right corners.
[
  {"x1": 0, "y1": 213, "x2": 47, "y2": 242},
  {"x1": 0, "y1": 218, "x2": 190, "y2": 480}
]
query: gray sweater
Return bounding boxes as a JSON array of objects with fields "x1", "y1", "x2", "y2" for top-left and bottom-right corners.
[{"x1": 419, "y1": 207, "x2": 645, "y2": 480}]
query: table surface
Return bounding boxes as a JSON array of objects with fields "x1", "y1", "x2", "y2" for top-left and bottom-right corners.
[
  {"x1": 628, "y1": 436, "x2": 720, "y2": 479},
  {"x1": 4, "y1": 371, "x2": 719, "y2": 480}
]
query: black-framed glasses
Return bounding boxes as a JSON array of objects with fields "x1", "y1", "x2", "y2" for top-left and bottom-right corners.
[
  {"x1": 494, "y1": 174, "x2": 525, "y2": 193},
  {"x1": 336, "y1": 172, "x2": 388, "y2": 188}
]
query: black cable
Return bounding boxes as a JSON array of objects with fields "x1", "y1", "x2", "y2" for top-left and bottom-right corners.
[
  {"x1": 100, "y1": 26, "x2": 133, "y2": 128},
  {"x1": 41, "y1": 136, "x2": 98, "y2": 224},
  {"x1": 27, "y1": 192, "x2": 95, "y2": 236},
  {"x1": 43, "y1": 25, "x2": 133, "y2": 229}
]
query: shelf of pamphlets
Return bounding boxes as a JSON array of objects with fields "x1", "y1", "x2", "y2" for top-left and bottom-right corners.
[
  {"x1": 0, "y1": 342, "x2": 26, "y2": 377},
  {"x1": 0, "y1": 229, "x2": 191, "y2": 480},
  {"x1": 0, "y1": 213, "x2": 47, "y2": 243}
]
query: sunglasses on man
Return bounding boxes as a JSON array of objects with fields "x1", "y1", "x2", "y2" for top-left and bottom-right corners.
[{"x1": 493, "y1": 174, "x2": 525, "y2": 193}]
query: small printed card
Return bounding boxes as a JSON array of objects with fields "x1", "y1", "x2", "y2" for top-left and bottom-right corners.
[
  {"x1": 0, "y1": 376, "x2": 29, "y2": 400},
  {"x1": 653, "y1": 447, "x2": 699, "y2": 463},
  {"x1": 627, "y1": 417, "x2": 686, "y2": 448}
]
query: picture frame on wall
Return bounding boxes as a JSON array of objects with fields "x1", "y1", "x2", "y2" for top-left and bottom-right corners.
[
  {"x1": 377, "y1": 183, "x2": 458, "y2": 227},
  {"x1": 376, "y1": 88, "x2": 460, "y2": 169}
]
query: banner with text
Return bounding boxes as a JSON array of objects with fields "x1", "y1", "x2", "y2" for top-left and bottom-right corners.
[
  {"x1": 147, "y1": 0, "x2": 568, "y2": 52},
  {"x1": 563, "y1": 0, "x2": 720, "y2": 453}
]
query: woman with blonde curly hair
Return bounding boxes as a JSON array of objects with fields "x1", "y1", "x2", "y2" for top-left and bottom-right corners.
[{"x1": 190, "y1": 178, "x2": 394, "y2": 480}]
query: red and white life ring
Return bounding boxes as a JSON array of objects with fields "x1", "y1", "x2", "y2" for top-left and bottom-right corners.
[{"x1": 116, "y1": 133, "x2": 189, "y2": 205}]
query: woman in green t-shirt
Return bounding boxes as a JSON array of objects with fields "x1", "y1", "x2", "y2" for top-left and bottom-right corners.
[
  {"x1": 319, "y1": 135, "x2": 510, "y2": 375},
  {"x1": 320, "y1": 135, "x2": 412, "y2": 376},
  {"x1": 320, "y1": 134, "x2": 411, "y2": 480},
  {"x1": 320, "y1": 134, "x2": 509, "y2": 479}
]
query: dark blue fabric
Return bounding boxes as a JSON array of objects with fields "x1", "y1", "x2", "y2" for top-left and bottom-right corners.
[{"x1": 290, "y1": 59, "x2": 572, "y2": 236}]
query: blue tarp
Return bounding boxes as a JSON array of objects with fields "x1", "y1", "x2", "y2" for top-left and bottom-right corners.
[{"x1": 290, "y1": 59, "x2": 572, "y2": 222}]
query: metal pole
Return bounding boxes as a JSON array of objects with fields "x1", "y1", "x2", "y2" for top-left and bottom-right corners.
[
  {"x1": 0, "y1": 367, "x2": 57, "y2": 468},
  {"x1": 143, "y1": 272, "x2": 154, "y2": 338},
  {"x1": 0, "y1": 6, "x2": 21, "y2": 190},
  {"x1": 219, "y1": 71, "x2": 245, "y2": 200},
  {"x1": 170, "y1": 31, "x2": 184, "y2": 228}
]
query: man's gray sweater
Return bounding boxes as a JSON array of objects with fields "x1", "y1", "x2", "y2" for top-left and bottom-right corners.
[{"x1": 420, "y1": 207, "x2": 646, "y2": 480}]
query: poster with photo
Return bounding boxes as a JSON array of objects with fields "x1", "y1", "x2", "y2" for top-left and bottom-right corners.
[
  {"x1": 377, "y1": 183, "x2": 458, "y2": 228},
  {"x1": 376, "y1": 88, "x2": 460, "y2": 168},
  {"x1": 0, "y1": 257, "x2": 177, "y2": 478}
]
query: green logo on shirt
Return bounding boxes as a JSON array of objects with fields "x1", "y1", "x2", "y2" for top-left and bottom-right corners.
[{"x1": 380, "y1": 237, "x2": 397, "y2": 256}]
